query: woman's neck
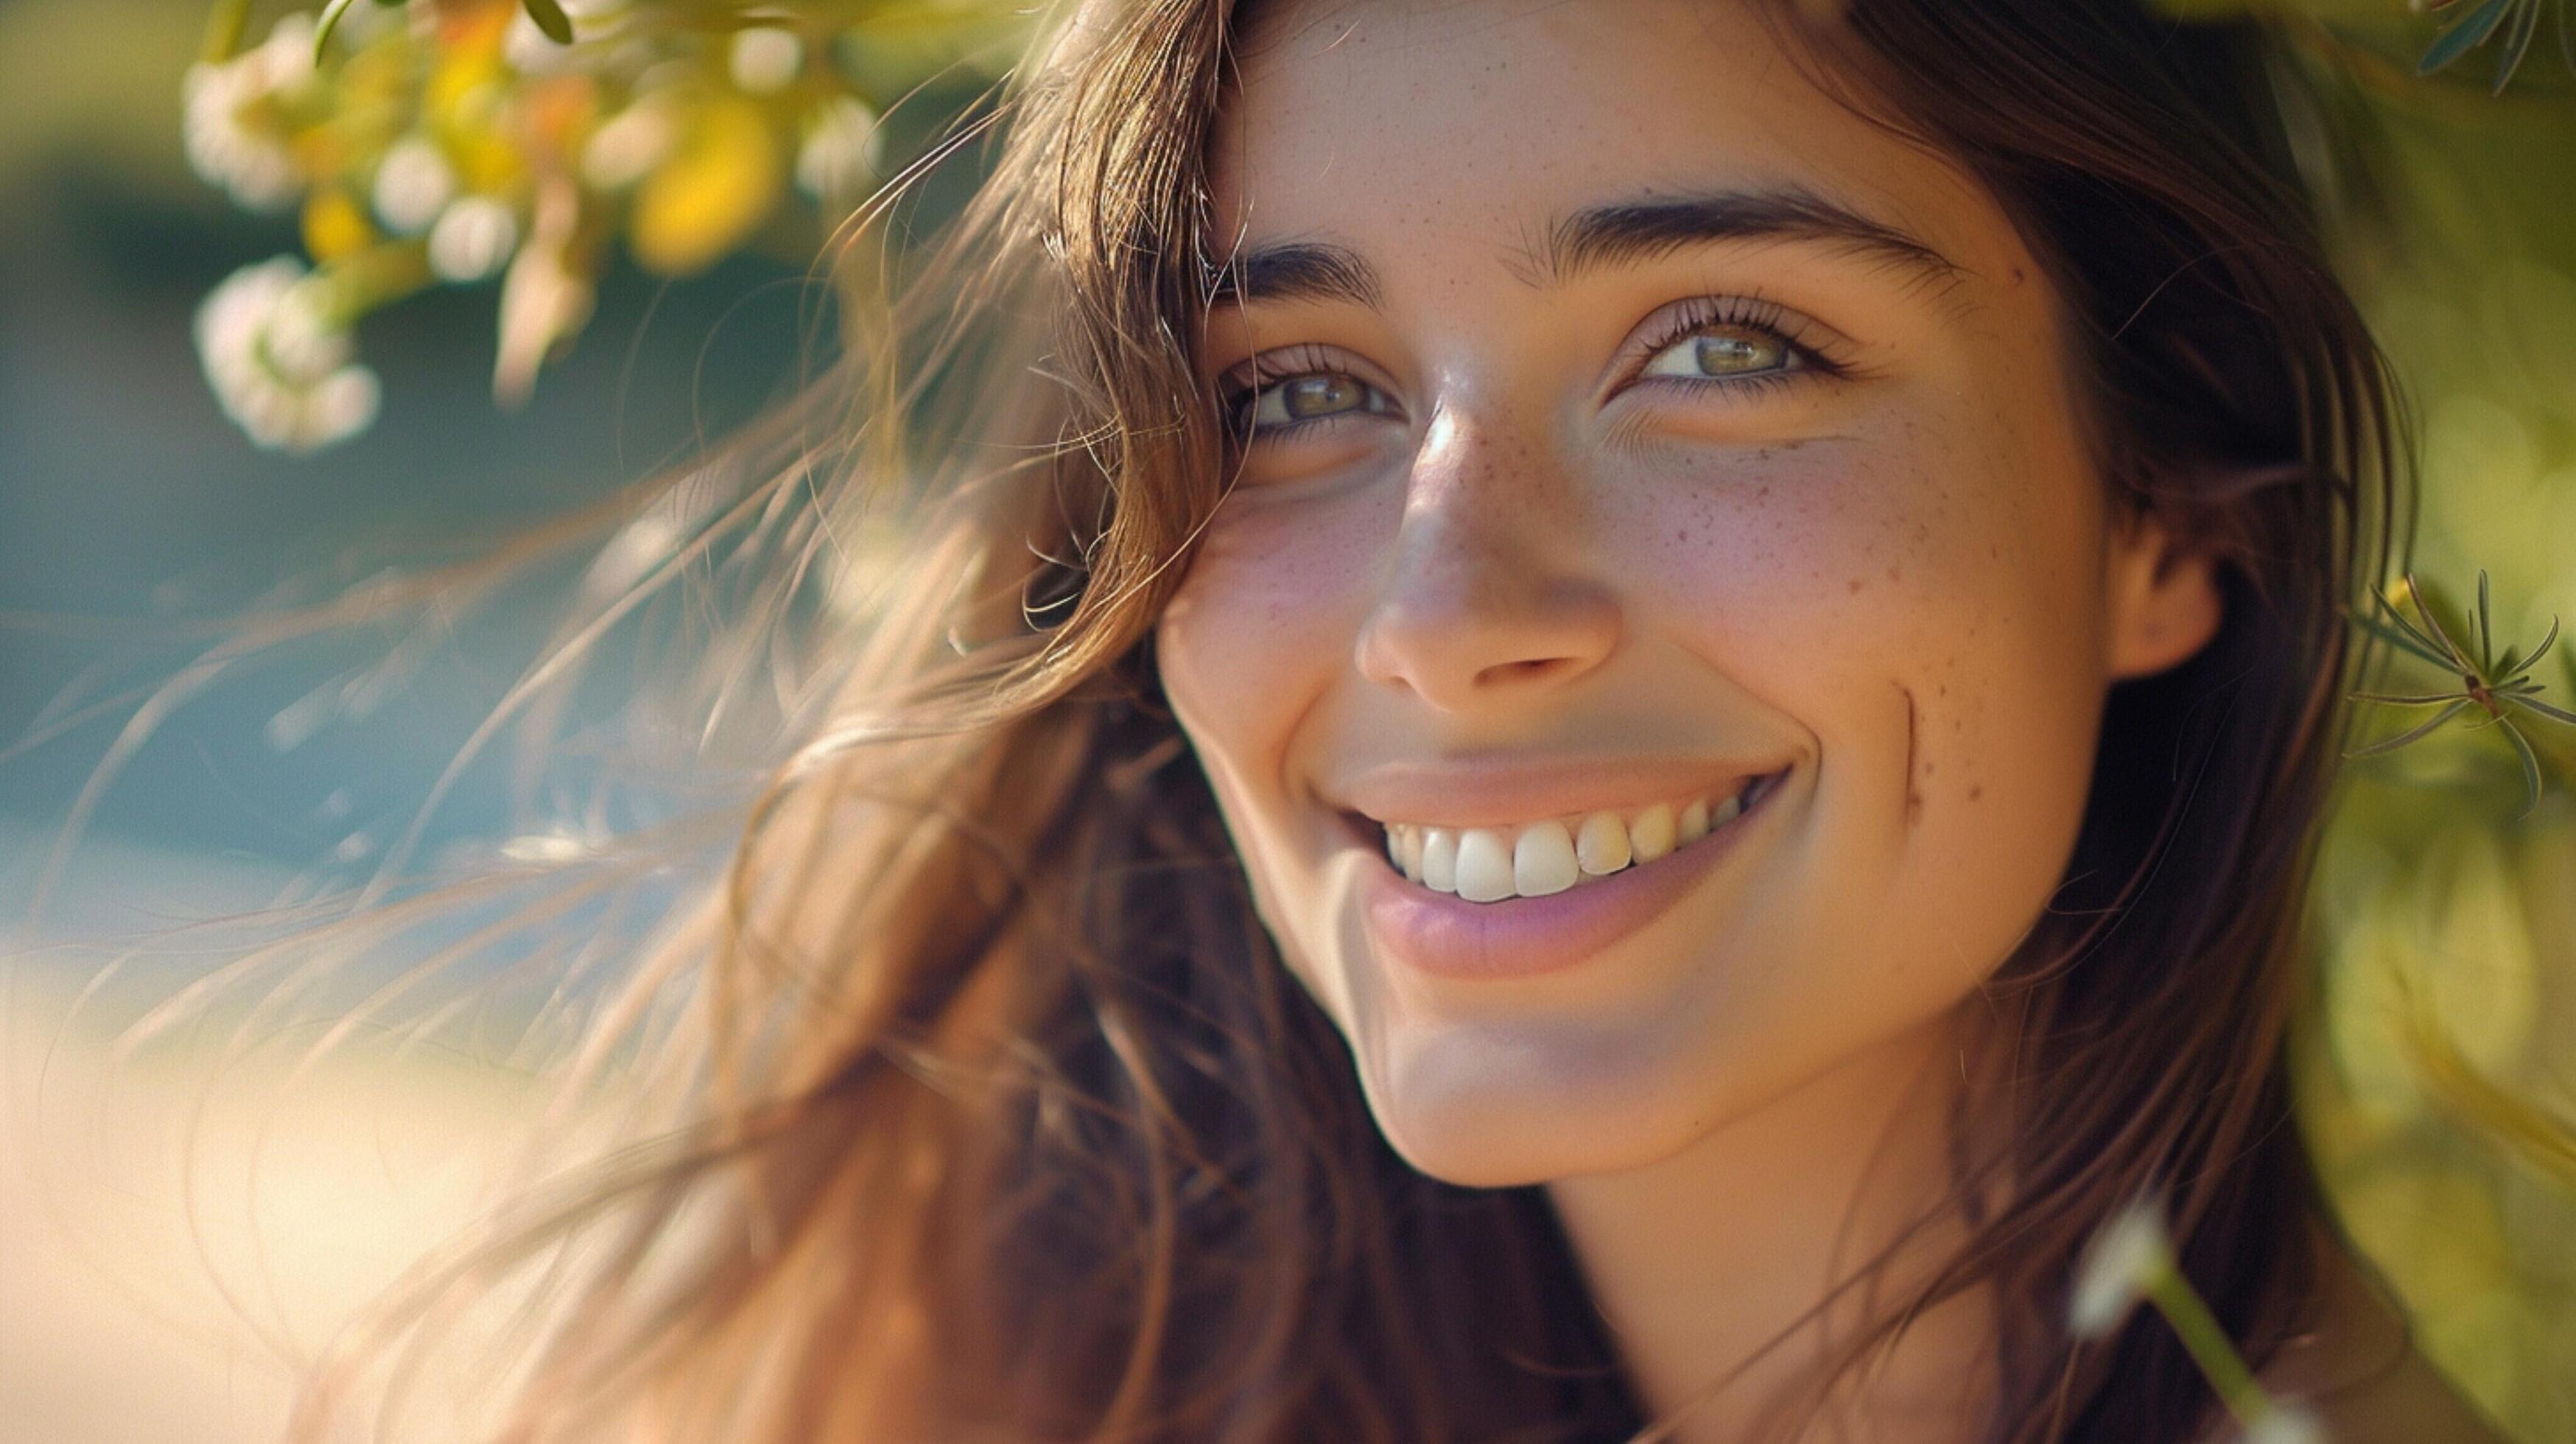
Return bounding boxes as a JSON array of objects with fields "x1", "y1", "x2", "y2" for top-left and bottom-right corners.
[{"x1": 1544, "y1": 1009, "x2": 2002, "y2": 1443}]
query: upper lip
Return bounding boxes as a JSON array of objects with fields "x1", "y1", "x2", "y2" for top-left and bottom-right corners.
[{"x1": 1325, "y1": 754, "x2": 1787, "y2": 829}]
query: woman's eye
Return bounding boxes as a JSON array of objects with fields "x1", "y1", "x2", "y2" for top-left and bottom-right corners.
[
  {"x1": 1638, "y1": 323, "x2": 1795, "y2": 382},
  {"x1": 1240, "y1": 372, "x2": 1389, "y2": 432}
]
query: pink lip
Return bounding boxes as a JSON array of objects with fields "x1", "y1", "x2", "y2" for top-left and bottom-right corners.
[{"x1": 1355, "y1": 768, "x2": 1786, "y2": 981}]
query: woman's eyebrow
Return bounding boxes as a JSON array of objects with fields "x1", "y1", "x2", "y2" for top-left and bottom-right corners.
[
  {"x1": 1526, "y1": 184, "x2": 1964, "y2": 292},
  {"x1": 1206, "y1": 183, "x2": 1963, "y2": 311},
  {"x1": 1206, "y1": 240, "x2": 1385, "y2": 309}
]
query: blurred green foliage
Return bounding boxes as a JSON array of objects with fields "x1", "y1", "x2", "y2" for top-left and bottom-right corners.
[
  {"x1": 172, "y1": 0, "x2": 1027, "y2": 448},
  {"x1": 2189, "y1": 5, "x2": 2576, "y2": 1437}
]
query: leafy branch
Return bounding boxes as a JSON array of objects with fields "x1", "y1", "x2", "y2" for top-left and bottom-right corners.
[
  {"x1": 2412, "y1": 0, "x2": 2576, "y2": 94},
  {"x1": 2344, "y1": 570, "x2": 2576, "y2": 819}
]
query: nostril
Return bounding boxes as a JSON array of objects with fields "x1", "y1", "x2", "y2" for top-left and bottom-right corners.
[{"x1": 1482, "y1": 656, "x2": 1577, "y2": 686}]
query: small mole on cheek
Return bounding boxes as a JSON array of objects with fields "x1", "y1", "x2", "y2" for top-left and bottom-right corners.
[
  {"x1": 1886, "y1": 564, "x2": 1901, "y2": 583},
  {"x1": 1847, "y1": 578, "x2": 1864, "y2": 595},
  {"x1": 1968, "y1": 785, "x2": 1984, "y2": 802},
  {"x1": 2011, "y1": 266, "x2": 2026, "y2": 285}
]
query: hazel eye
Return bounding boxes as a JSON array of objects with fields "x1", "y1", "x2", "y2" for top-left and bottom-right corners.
[
  {"x1": 1638, "y1": 324, "x2": 1795, "y2": 381},
  {"x1": 1244, "y1": 372, "x2": 1389, "y2": 430}
]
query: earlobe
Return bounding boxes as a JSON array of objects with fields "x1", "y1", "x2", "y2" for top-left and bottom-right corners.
[{"x1": 2105, "y1": 510, "x2": 2224, "y2": 681}]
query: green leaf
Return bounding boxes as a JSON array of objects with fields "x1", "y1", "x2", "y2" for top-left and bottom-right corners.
[
  {"x1": 2511, "y1": 694, "x2": 2576, "y2": 728},
  {"x1": 2511, "y1": 613, "x2": 2563, "y2": 682},
  {"x1": 2354, "y1": 606, "x2": 2457, "y2": 670},
  {"x1": 2407, "y1": 575, "x2": 2478, "y2": 671},
  {"x1": 2376, "y1": 578, "x2": 2464, "y2": 664},
  {"x1": 522, "y1": 0, "x2": 575, "y2": 44},
  {"x1": 2345, "y1": 697, "x2": 2472, "y2": 759},
  {"x1": 2493, "y1": 0, "x2": 2544, "y2": 92},
  {"x1": 314, "y1": 0, "x2": 362, "y2": 60},
  {"x1": 2477, "y1": 569, "x2": 2494, "y2": 673},
  {"x1": 202, "y1": 0, "x2": 252, "y2": 62},
  {"x1": 2499, "y1": 719, "x2": 2543, "y2": 819},
  {"x1": 2418, "y1": 0, "x2": 2512, "y2": 75}
]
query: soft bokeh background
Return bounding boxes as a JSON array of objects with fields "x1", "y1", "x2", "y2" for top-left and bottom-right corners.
[{"x1": 1, "y1": 1, "x2": 2571, "y2": 1439}]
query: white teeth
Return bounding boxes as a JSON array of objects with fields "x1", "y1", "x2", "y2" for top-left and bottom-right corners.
[
  {"x1": 1420, "y1": 827, "x2": 1459, "y2": 892},
  {"x1": 1677, "y1": 798, "x2": 1709, "y2": 846},
  {"x1": 1629, "y1": 802, "x2": 1676, "y2": 863},
  {"x1": 1512, "y1": 821, "x2": 1579, "y2": 897},
  {"x1": 1453, "y1": 828, "x2": 1515, "y2": 902},
  {"x1": 1374, "y1": 773, "x2": 1772, "y2": 902},
  {"x1": 1576, "y1": 811, "x2": 1630, "y2": 875}
]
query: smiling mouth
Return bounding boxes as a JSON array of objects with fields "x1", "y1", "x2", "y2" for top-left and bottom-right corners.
[{"x1": 1337, "y1": 767, "x2": 1789, "y2": 903}]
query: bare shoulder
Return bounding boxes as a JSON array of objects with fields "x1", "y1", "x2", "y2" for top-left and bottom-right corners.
[{"x1": 2247, "y1": 1224, "x2": 2507, "y2": 1444}]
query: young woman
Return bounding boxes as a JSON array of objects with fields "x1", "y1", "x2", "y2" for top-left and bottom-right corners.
[{"x1": 297, "y1": 1, "x2": 2504, "y2": 1439}]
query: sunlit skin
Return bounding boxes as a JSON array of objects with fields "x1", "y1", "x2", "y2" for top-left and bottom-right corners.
[{"x1": 1151, "y1": 0, "x2": 2227, "y2": 1434}]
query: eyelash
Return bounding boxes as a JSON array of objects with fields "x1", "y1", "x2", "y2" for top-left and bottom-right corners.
[
  {"x1": 1618, "y1": 293, "x2": 1848, "y2": 396},
  {"x1": 1215, "y1": 295, "x2": 1846, "y2": 449}
]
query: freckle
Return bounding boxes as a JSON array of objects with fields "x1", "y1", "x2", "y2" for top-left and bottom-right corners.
[
  {"x1": 1847, "y1": 578, "x2": 1862, "y2": 595},
  {"x1": 2010, "y1": 266, "x2": 2026, "y2": 285},
  {"x1": 1968, "y1": 785, "x2": 1983, "y2": 802},
  {"x1": 1885, "y1": 564, "x2": 1900, "y2": 583}
]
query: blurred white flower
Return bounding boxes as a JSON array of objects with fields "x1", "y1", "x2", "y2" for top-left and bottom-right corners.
[
  {"x1": 501, "y1": 828, "x2": 596, "y2": 863},
  {"x1": 429, "y1": 197, "x2": 522, "y2": 282},
  {"x1": 372, "y1": 136, "x2": 457, "y2": 234},
  {"x1": 2242, "y1": 1403, "x2": 2328, "y2": 1444},
  {"x1": 495, "y1": 182, "x2": 594, "y2": 407},
  {"x1": 194, "y1": 257, "x2": 382, "y2": 452},
  {"x1": 582, "y1": 100, "x2": 678, "y2": 190},
  {"x1": 796, "y1": 95, "x2": 882, "y2": 206},
  {"x1": 2068, "y1": 1194, "x2": 2173, "y2": 1339},
  {"x1": 730, "y1": 27, "x2": 804, "y2": 94},
  {"x1": 181, "y1": 14, "x2": 317, "y2": 211}
]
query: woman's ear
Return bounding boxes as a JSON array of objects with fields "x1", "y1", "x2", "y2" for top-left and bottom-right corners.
[{"x1": 2104, "y1": 506, "x2": 2223, "y2": 681}]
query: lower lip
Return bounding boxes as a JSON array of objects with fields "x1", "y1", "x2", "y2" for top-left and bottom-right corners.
[{"x1": 1355, "y1": 772, "x2": 1785, "y2": 981}]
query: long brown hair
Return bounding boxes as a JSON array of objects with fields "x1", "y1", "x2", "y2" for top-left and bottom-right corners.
[{"x1": 276, "y1": 1, "x2": 2409, "y2": 1438}]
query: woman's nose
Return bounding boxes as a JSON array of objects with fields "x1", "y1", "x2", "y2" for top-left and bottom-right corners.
[{"x1": 1352, "y1": 408, "x2": 1624, "y2": 713}]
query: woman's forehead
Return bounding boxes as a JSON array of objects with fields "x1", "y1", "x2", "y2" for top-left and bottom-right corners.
[{"x1": 1210, "y1": 0, "x2": 2016, "y2": 293}]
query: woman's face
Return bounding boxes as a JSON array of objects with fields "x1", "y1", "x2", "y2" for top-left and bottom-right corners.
[{"x1": 1154, "y1": 0, "x2": 2220, "y2": 1187}]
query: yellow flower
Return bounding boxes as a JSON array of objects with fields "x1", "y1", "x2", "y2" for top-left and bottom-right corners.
[{"x1": 631, "y1": 97, "x2": 782, "y2": 277}]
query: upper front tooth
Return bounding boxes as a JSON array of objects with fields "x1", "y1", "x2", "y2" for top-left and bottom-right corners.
[
  {"x1": 1576, "y1": 810, "x2": 1630, "y2": 875},
  {"x1": 1513, "y1": 820, "x2": 1579, "y2": 897},
  {"x1": 1453, "y1": 828, "x2": 1515, "y2": 902},
  {"x1": 1677, "y1": 798, "x2": 1710, "y2": 845},
  {"x1": 1420, "y1": 827, "x2": 1460, "y2": 892},
  {"x1": 1629, "y1": 802, "x2": 1677, "y2": 863}
]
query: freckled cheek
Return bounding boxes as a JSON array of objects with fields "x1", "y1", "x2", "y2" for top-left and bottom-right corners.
[
  {"x1": 1154, "y1": 505, "x2": 1378, "y2": 770},
  {"x1": 1619, "y1": 421, "x2": 2079, "y2": 647},
  {"x1": 1599, "y1": 446, "x2": 1973, "y2": 665}
]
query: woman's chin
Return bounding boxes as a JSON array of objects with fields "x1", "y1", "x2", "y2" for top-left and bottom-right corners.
[{"x1": 1355, "y1": 1032, "x2": 1716, "y2": 1188}]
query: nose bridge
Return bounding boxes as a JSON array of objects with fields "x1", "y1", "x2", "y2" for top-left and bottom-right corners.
[{"x1": 1355, "y1": 396, "x2": 1623, "y2": 709}]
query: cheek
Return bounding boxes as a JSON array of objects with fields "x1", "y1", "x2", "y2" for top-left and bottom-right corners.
[
  {"x1": 1606, "y1": 404, "x2": 2108, "y2": 982},
  {"x1": 1154, "y1": 491, "x2": 1386, "y2": 774}
]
